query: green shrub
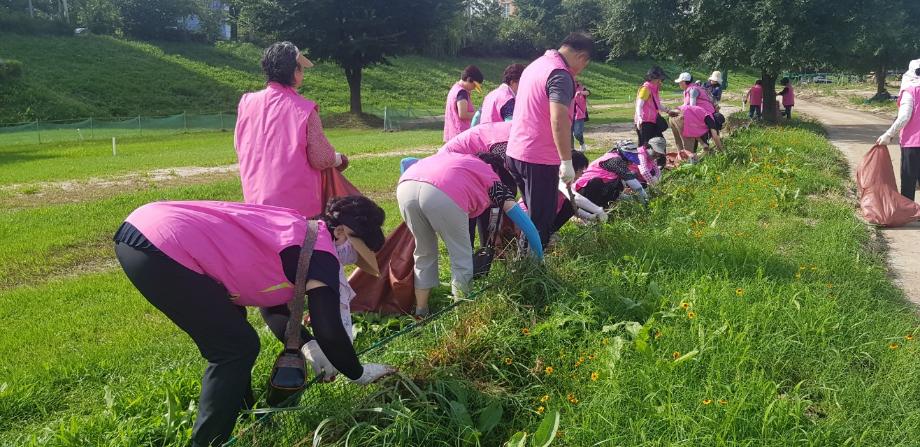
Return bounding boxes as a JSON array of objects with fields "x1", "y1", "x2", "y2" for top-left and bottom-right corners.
[
  {"x1": 0, "y1": 10, "x2": 70, "y2": 35},
  {"x1": 0, "y1": 59, "x2": 23, "y2": 80}
]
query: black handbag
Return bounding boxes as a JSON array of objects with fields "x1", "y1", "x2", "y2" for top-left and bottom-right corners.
[
  {"x1": 266, "y1": 220, "x2": 318, "y2": 407},
  {"x1": 652, "y1": 94, "x2": 669, "y2": 133}
]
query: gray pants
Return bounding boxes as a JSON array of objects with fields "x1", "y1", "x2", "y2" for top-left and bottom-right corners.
[{"x1": 397, "y1": 181, "x2": 473, "y2": 296}]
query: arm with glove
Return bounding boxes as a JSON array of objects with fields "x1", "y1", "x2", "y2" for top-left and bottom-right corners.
[
  {"x1": 877, "y1": 91, "x2": 914, "y2": 146},
  {"x1": 558, "y1": 179, "x2": 607, "y2": 223}
]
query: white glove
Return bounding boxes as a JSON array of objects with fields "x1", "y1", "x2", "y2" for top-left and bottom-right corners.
[
  {"x1": 301, "y1": 340, "x2": 339, "y2": 382},
  {"x1": 595, "y1": 210, "x2": 609, "y2": 223},
  {"x1": 351, "y1": 363, "x2": 397, "y2": 385},
  {"x1": 876, "y1": 133, "x2": 892, "y2": 146},
  {"x1": 560, "y1": 159, "x2": 576, "y2": 184}
]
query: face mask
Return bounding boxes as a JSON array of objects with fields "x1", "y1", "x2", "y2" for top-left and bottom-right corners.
[{"x1": 336, "y1": 239, "x2": 354, "y2": 260}]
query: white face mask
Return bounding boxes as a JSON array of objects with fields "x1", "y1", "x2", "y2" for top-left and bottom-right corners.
[{"x1": 335, "y1": 239, "x2": 356, "y2": 264}]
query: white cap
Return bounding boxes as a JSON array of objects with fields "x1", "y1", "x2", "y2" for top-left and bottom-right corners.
[
  {"x1": 647, "y1": 137, "x2": 667, "y2": 155},
  {"x1": 910, "y1": 59, "x2": 920, "y2": 72},
  {"x1": 675, "y1": 72, "x2": 692, "y2": 83},
  {"x1": 708, "y1": 71, "x2": 723, "y2": 83}
]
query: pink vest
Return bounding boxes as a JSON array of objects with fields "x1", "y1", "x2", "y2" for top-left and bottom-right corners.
[
  {"x1": 400, "y1": 152, "x2": 500, "y2": 217},
  {"x1": 235, "y1": 82, "x2": 322, "y2": 218},
  {"x1": 631, "y1": 148, "x2": 661, "y2": 185},
  {"x1": 749, "y1": 85, "x2": 764, "y2": 106},
  {"x1": 444, "y1": 82, "x2": 474, "y2": 142},
  {"x1": 684, "y1": 84, "x2": 715, "y2": 116},
  {"x1": 125, "y1": 201, "x2": 337, "y2": 307},
  {"x1": 480, "y1": 83, "x2": 516, "y2": 124},
  {"x1": 574, "y1": 85, "x2": 588, "y2": 120},
  {"x1": 507, "y1": 50, "x2": 575, "y2": 165},
  {"x1": 679, "y1": 105, "x2": 710, "y2": 138},
  {"x1": 439, "y1": 121, "x2": 512, "y2": 155},
  {"x1": 639, "y1": 81, "x2": 662, "y2": 124},
  {"x1": 781, "y1": 84, "x2": 795, "y2": 106},
  {"x1": 575, "y1": 152, "x2": 621, "y2": 189},
  {"x1": 899, "y1": 86, "x2": 920, "y2": 147}
]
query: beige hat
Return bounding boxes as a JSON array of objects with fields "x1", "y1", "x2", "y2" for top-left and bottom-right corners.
[{"x1": 708, "y1": 71, "x2": 723, "y2": 83}]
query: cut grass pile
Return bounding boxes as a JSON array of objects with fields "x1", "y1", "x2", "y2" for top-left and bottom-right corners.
[{"x1": 3, "y1": 119, "x2": 920, "y2": 446}]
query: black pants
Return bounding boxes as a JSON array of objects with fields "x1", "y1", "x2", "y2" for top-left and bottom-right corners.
[
  {"x1": 749, "y1": 105, "x2": 762, "y2": 119},
  {"x1": 783, "y1": 105, "x2": 793, "y2": 119},
  {"x1": 468, "y1": 210, "x2": 491, "y2": 249},
  {"x1": 577, "y1": 178, "x2": 624, "y2": 209},
  {"x1": 901, "y1": 147, "x2": 920, "y2": 201},
  {"x1": 552, "y1": 199, "x2": 576, "y2": 234},
  {"x1": 636, "y1": 122, "x2": 663, "y2": 146},
  {"x1": 506, "y1": 156, "x2": 559, "y2": 246}
]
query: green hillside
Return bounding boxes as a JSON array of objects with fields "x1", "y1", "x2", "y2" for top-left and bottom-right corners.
[{"x1": 0, "y1": 33, "x2": 752, "y2": 124}]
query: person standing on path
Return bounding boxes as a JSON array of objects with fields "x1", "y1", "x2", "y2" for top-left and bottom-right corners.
[
  {"x1": 235, "y1": 42, "x2": 348, "y2": 219},
  {"x1": 573, "y1": 82, "x2": 590, "y2": 152},
  {"x1": 745, "y1": 80, "x2": 764, "y2": 120},
  {"x1": 444, "y1": 65, "x2": 484, "y2": 142},
  {"x1": 778, "y1": 77, "x2": 795, "y2": 119},
  {"x1": 877, "y1": 59, "x2": 920, "y2": 201},
  {"x1": 506, "y1": 32, "x2": 594, "y2": 247},
  {"x1": 634, "y1": 66, "x2": 669, "y2": 146},
  {"x1": 705, "y1": 71, "x2": 723, "y2": 104},
  {"x1": 479, "y1": 63, "x2": 525, "y2": 125}
]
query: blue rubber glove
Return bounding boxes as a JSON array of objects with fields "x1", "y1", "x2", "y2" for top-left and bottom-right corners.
[
  {"x1": 471, "y1": 109, "x2": 482, "y2": 127},
  {"x1": 504, "y1": 204, "x2": 544, "y2": 260},
  {"x1": 400, "y1": 157, "x2": 420, "y2": 174}
]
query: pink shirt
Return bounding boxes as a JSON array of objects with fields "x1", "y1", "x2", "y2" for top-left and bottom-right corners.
[
  {"x1": 574, "y1": 85, "x2": 588, "y2": 120},
  {"x1": 781, "y1": 84, "x2": 795, "y2": 106},
  {"x1": 400, "y1": 152, "x2": 500, "y2": 217},
  {"x1": 748, "y1": 85, "x2": 764, "y2": 106},
  {"x1": 125, "y1": 201, "x2": 336, "y2": 307},
  {"x1": 480, "y1": 83, "x2": 516, "y2": 124},
  {"x1": 439, "y1": 121, "x2": 512, "y2": 155},
  {"x1": 235, "y1": 82, "x2": 323, "y2": 218},
  {"x1": 444, "y1": 82, "x2": 473, "y2": 142},
  {"x1": 900, "y1": 85, "x2": 920, "y2": 147},
  {"x1": 506, "y1": 50, "x2": 575, "y2": 165},
  {"x1": 679, "y1": 104, "x2": 710, "y2": 138}
]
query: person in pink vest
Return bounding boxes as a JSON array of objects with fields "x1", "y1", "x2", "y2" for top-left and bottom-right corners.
[
  {"x1": 877, "y1": 59, "x2": 920, "y2": 200},
  {"x1": 444, "y1": 65, "x2": 484, "y2": 142},
  {"x1": 113, "y1": 197, "x2": 393, "y2": 447},
  {"x1": 676, "y1": 72, "x2": 715, "y2": 115},
  {"x1": 635, "y1": 66, "x2": 669, "y2": 146},
  {"x1": 673, "y1": 104, "x2": 724, "y2": 153},
  {"x1": 574, "y1": 139, "x2": 663, "y2": 209},
  {"x1": 478, "y1": 63, "x2": 525, "y2": 125},
  {"x1": 507, "y1": 32, "x2": 594, "y2": 248},
  {"x1": 397, "y1": 152, "x2": 543, "y2": 317},
  {"x1": 778, "y1": 77, "x2": 795, "y2": 119},
  {"x1": 235, "y1": 42, "x2": 348, "y2": 219},
  {"x1": 573, "y1": 82, "x2": 590, "y2": 152},
  {"x1": 745, "y1": 80, "x2": 764, "y2": 120},
  {"x1": 438, "y1": 121, "x2": 512, "y2": 157}
]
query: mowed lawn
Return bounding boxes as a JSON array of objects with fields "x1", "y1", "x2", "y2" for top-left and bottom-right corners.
[{"x1": 3, "y1": 120, "x2": 920, "y2": 446}]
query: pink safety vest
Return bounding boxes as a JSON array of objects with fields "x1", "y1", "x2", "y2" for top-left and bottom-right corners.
[
  {"x1": 574, "y1": 152, "x2": 622, "y2": 190},
  {"x1": 748, "y1": 85, "x2": 764, "y2": 106},
  {"x1": 506, "y1": 50, "x2": 576, "y2": 165},
  {"x1": 638, "y1": 81, "x2": 662, "y2": 124},
  {"x1": 679, "y1": 105, "x2": 710, "y2": 138},
  {"x1": 444, "y1": 82, "x2": 474, "y2": 142},
  {"x1": 684, "y1": 84, "x2": 715, "y2": 116},
  {"x1": 781, "y1": 84, "x2": 795, "y2": 106},
  {"x1": 899, "y1": 85, "x2": 920, "y2": 147},
  {"x1": 480, "y1": 83, "x2": 516, "y2": 124},
  {"x1": 630, "y1": 148, "x2": 661, "y2": 185},
  {"x1": 235, "y1": 82, "x2": 322, "y2": 218},
  {"x1": 574, "y1": 85, "x2": 588, "y2": 120},
  {"x1": 125, "y1": 201, "x2": 337, "y2": 307},
  {"x1": 399, "y1": 152, "x2": 500, "y2": 218},
  {"x1": 439, "y1": 121, "x2": 512, "y2": 155}
]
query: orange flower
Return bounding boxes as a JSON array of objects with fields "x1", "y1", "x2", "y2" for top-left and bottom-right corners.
[
  {"x1": 687, "y1": 311, "x2": 697, "y2": 320},
  {"x1": 672, "y1": 351, "x2": 681, "y2": 360},
  {"x1": 591, "y1": 371, "x2": 599, "y2": 381},
  {"x1": 521, "y1": 328, "x2": 530, "y2": 335},
  {"x1": 718, "y1": 399, "x2": 728, "y2": 405},
  {"x1": 540, "y1": 394, "x2": 550, "y2": 403},
  {"x1": 906, "y1": 335, "x2": 915, "y2": 341},
  {"x1": 567, "y1": 393, "x2": 578, "y2": 404},
  {"x1": 536, "y1": 405, "x2": 545, "y2": 414},
  {"x1": 735, "y1": 288, "x2": 744, "y2": 297},
  {"x1": 680, "y1": 302, "x2": 691, "y2": 310},
  {"x1": 889, "y1": 343, "x2": 900, "y2": 350},
  {"x1": 702, "y1": 399, "x2": 712, "y2": 405},
  {"x1": 503, "y1": 357, "x2": 513, "y2": 365},
  {"x1": 545, "y1": 366, "x2": 554, "y2": 375}
]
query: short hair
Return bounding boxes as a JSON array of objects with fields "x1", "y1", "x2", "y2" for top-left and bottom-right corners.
[
  {"x1": 645, "y1": 66, "x2": 667, "y2": 81},
  {"x1": 502, "y1": 63, "x2": 526, "y2": 85},
  {"x1": 461, "y1": 65, "x2": 484, "y2": 84},
  {"x1": 323, "y1": 195, "x2": 386, "y2": 251},
  {"x1": 476, "y1": 152, "x2": 516, "y2": 195},
  {"x1": 560, "y1": 32, "x2": 594, "y2": 57},
  {"x1": 261, "y1": 41, "x2": 300, "y2": 86},
  {"x1": 571, "y1": 151, "x2": 589, "y2": 172},
  {"x1": 780, "y1": 77, "x2": 790, "y2": 85},
  {"x1": 755, "y1": 79, "x2": 763, "y2": 86}
]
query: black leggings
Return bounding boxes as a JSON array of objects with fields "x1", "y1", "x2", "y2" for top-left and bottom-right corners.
[
  {"x1": 577, "y1": 178, "x2": 624, "y2": 209},
  {"x1": 901, "y1": 147, "x2": 920, "y2": 201},
  {"x1": 783, "y1": 105, "x2": 793, "y2": 119},
  {"x1": 115, "y1": 243, "x2": 360, "y2": 447},
  {"x1": 636, "y1": 122, "x2": 663, "y2": 146}
]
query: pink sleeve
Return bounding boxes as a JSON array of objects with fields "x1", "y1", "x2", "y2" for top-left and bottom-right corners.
[{"x1": 306, "y1": 113, "x2": 337, "y2": 170}]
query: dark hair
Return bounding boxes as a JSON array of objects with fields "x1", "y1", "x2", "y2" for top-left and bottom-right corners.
[
  {"x1": 560, "y1": 32, "x2": 594, "y2": 57},
  {"x1": 261, "y1": 41, "x2": 300, "y2": 86},
  {"x1": 461, "y1": 65, "x2": 484, "y2": 84},
  {"x1": 780, "y1": 77, "x2": 790, "y2": 85},
  {"x1": 914, "y1": 67, "x2": 920, "y2": 76},
  {"x1": 646, "y1": 66, "x2": 667, "y2": 81},
  {"x1": 502, "y1": 63, "x2": 526, "y2": 85},
  {"x1": 322, "y1": 195, "x2": 386, "y2": 251},
  {"x1": 571, "y1": 151, "x2": 589, "y2": 172},
  {"x1": 476, "y1": 152, "x2": 517, "y2": 196},
  {"x1": 755, "y1": 79, "x2": 763, "y2": 86}
]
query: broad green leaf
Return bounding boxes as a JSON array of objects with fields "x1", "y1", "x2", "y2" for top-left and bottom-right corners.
[
  {"x1": 531, "y1": 409, "x2": 560, "y2": 447},
  {"x1": 477, "y1": 401, "x2": 503, "y2": 434},
  {"x1": 449, "y1": 400, "x2": 475, "y2": 428},
  {"x1": 505, "y1": 431, "x2": 527, "y2": 447}
]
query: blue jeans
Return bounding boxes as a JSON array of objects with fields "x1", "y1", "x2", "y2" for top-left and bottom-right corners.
[{"x1": 572, "y1": 119, "x2": 586, "y2": 145}]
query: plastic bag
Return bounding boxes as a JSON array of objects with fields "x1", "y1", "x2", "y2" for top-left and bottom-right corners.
[{"x1": 856, "y1": 145, "x2": 920, "y2": 227}]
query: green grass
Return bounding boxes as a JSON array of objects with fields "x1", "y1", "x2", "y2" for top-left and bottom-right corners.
[{"x1": 4, "y1": 120, "x2": 920, "y2": 446}]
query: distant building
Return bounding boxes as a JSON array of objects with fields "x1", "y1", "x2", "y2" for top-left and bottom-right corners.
[{"x1": 499, "y1": 0, "x2": 516, "y2": 17}]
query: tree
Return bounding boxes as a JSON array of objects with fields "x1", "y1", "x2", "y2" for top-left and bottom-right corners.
[
  {"x1": 849, "y1": 0, "x2": 920, "y2": 99},
  {"x1": 117, "y1": 0, "x2": 197, "y2": 40},
  {"x1": 276, "y1": 0, "x2": 460, "y2": 114},
  {"x1": 600, "y1": 0, "x2": 855, "y2": 122}
]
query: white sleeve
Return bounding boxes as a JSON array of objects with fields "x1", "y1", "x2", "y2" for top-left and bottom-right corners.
[
  {"x1": 622, "y1": 178, "x2": 649, "y2": 203},
  {"x1": 635, "y1": 98, "x2": 645, "y2": 124},
  {"x1": 885, "y1": 92, "x2": 914, "y2": 137}
]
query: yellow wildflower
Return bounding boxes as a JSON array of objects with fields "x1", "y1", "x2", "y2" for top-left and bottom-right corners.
[
  {"x1": 545, "y1": 366, "x2": 554, "y2": 375},
  {"x1": 687, "y1": 311, "x2": 697, "y2": 320},
  {"x1": 537, "y1": 405, "x2": 545, "y2": 414},
  {"x1": 521, "y1": 328, "x2": 530, "y2": 335},
  {"x1": 906, "y1": 335, "x2": 914, "y2": 341},
  {"x1": 702, "y1": 399, "x2": 712, "y2": 405},
  {"x1": 889, "y1": 343, "x2": 900, "y2": 350},
  {"x1": 591, "y1": 371, "x2": 599, "y2": 381},
  {"x1": 735, "y1": 288, "x2": 744, "y2": 297},
  {"x1": 540, "y1": 394, "x2": 550, "y2": 403},
  {"x1": 504, "y1": 357, "x2": 513, "y2": 365},
  {"x1": 672, "y1": 351, "x2": 681, "y2": 360},
  {"x1": 718, "y1": 399, "x2": 728, "y2": 405}
]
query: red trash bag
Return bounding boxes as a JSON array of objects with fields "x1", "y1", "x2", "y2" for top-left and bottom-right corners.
[
  {"x1": 321, "y1": 168, "x2": 362, "y2": 205},
  {"x1": 348, "y1": 223, "x2": 417, "y2": 315},
  {"x1": 856, "y1": 144, "x2": 920, "y2": 227}
]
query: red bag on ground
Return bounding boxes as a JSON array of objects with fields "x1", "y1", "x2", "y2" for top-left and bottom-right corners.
[
  {"x1": 348, "y1": 223, "x2": 417, "y2": 315},
  {"x1": 320, "y1": 168, "x2": 361, "y2": 205},
  {"x1": 856, "y1": 145, "x2": 920, "y2": 227}
]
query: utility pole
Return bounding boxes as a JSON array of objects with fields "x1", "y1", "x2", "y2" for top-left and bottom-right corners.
[{"x1": 27, "y1": 0, "x2": 34, "y2": 18}]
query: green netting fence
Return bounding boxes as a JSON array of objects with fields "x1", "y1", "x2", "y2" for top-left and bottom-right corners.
[{"x1": 0, "y1": 112, "x2": 237, "y2": 146}]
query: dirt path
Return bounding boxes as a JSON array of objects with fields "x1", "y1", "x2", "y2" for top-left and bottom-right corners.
[{"x1": 795, "y1": 98, "x2": 920, "y2": 306}]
